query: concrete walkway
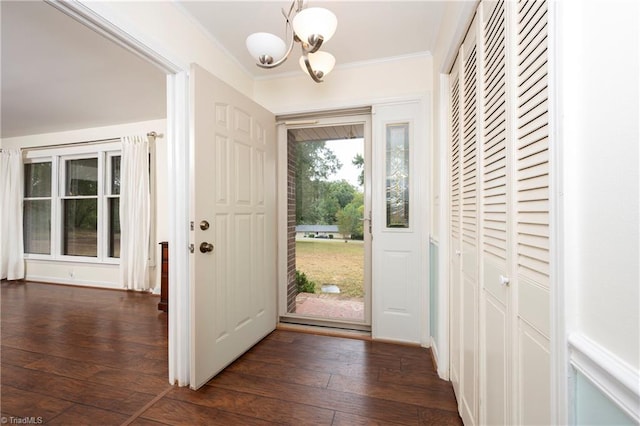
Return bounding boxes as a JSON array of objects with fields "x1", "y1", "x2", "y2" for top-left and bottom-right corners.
[{"x1": 295, "y1": 293, "x2": 364, "y2": 321}]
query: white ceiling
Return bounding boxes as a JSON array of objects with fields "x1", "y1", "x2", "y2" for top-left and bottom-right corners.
[
  {"x1": 0, "y1": 1, "x2": 167, "y2": 139},
  {"x1": 1, "y1": 1, "x2": 449, "y2": 139},
  {"x1": 176, "y1": 1, "x2": 449, "y2": 78}
]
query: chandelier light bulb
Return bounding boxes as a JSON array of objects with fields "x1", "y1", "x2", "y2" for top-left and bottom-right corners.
[
  {"x1": 299, "y1": 51, "x2": 336, "y2": 81},
  {"x1": 245, "y1": 1, "x2": 337, "y2": 82},
  {"x1": 246, "y1": 32, "x2": 287, "y2": 64},
  {"x1": 292, "y1": 7, "x2": 337, "y2": 46}
]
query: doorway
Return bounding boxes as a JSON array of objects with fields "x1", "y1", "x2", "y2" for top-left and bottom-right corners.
[
  {"x1": 28, "y1": 1, "x2": 189, "y2": 386},
  {"x1": 278, "y1": 114, "x2": 372, "y2": 329}
]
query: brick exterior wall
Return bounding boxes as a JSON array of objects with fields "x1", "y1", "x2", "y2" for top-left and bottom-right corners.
[{"x1": 286, "y1": 133, "x2": 297, "y2": 313}]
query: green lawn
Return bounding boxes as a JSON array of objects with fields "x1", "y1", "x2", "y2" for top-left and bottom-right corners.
[{"x1": 295, "y1": 239, "x2": 364, "y2": 298}]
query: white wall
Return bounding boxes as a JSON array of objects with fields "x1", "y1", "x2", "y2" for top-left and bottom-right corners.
[
  {"x1": 254, "y1": 54, "x2": 432, "y2": 114},
  {"x1": 560, "y1": 0, "x2": 639, "y2": 373},
  {"x1": 79, "y1": 1, "x2": 255, "y2": 97},
  {"x1": 1, "y1": 119, "x2": 168, "y2": 290},
  {"x1": 558, "y1": 0, "x2": 640, "y2": 421}
]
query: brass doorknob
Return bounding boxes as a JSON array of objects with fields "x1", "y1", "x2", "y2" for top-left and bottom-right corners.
[{"x1": 199, "y1": 242, "x2": 214, "y2": 253}]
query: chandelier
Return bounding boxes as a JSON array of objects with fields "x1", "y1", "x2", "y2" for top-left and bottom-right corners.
[{"x1": 245, "y1": 1, "x2": 337, "y2": 83}]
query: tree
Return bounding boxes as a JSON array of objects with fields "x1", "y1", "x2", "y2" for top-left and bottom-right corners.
[
  {"x1": 352, "y1": 153, "x2": 364, "y2": 187},
  {"x1": 295, "y1": 141, "x2": 342, "y2": 224},
  {"x1": 337, "y1": 203, "x2": 362, "y2": 239},
  {"x1": 318, "y1": 195, "x2": 340, "y2": 224},
  {"x1": 337, "y1": 192, "x2": 364, "y2": 239},
  {"x1": 327, "y1": 180, "x2": 356, "y2": 208}
]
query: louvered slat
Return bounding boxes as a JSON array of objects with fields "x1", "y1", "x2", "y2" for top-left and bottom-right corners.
[
  {"x1": 451, "y1": 69, "x2": 462, "y2": 240},
  {"x1": 482, "y1": 0, "x2": 507, "y2": 262},
  {"x1": 516, "y1": 0, "x2": 549, "y2": 285},
  {"x1": 462, "y1": 45, "x2": 478, "y2": 247}
]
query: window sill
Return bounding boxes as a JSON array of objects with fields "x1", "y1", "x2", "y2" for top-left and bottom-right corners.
[
  {"x1": 24, "y1": 256, "x2": 120, "y2": 266},
  {"x1": 24, "y1": 256, "x2": 156, "y2": 268}
]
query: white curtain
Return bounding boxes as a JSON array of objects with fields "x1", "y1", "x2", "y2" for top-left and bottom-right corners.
[
  {"x1": 0, "y1": 149, "x2": 25, "y2": 280},
  {"x1": 119, "y1": 136, "x2": 150, "y2": 291}
]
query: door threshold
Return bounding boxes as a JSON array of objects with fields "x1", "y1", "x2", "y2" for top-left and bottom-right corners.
[{"x1": 277, "y1": 319, "x2": 371, "y2": 341}]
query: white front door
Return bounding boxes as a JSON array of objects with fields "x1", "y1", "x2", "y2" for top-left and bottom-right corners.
[
  {"x1": 189, "y1": 64, "x2": 277, "y2": 389},
  {"x1": 371, "y1": 100, "x2": 428, "y2": 343}
]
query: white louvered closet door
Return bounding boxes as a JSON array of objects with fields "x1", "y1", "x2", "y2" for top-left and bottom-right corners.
[
  {"x1": 480, "y1": 1, "x2": 511, "y2": 425},
  {"x1": 447, "y1": 0, "x2": 551, "y2": 424},
  {"x1": 514, "y1": 0, "x2": 551, "y2": 424},
  {"x1": 460, "y1": 13, "x2": 480, "y2": 426},
  {"x1": 449, "y1": 53, "x2": 462, "y2": 400}
]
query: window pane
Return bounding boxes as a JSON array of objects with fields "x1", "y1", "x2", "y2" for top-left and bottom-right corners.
[
  {"x1": 63, "y1": 199, "x2": 97, "y2": 257},
  {"x1": 24, "y1": 200, "x2": 51, "y2": 254},
  {"x1": 24, "y1": 162, "x2": 52, "y2": 197},
  {"x1": 65, "y1": 158, "x2": 98, "y2": 196},
  {"x1": 109, "y1": 197, "x2": 120, "y2": 258},
  {"x1": 386, "y1": 123, "x2": 410, "y2": 228},
  {"x1": 111, "y1": 156, "x2": 121, "y2": 195}
]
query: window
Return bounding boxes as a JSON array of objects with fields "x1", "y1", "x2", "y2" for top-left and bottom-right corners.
[
  {"x1": 385, "y1": 123, "x2": 410, "y2": 228},
  {"x1": 23, "y1": 142, "x2": 124, "y2": 262},
  {"x1": 23, "y1": 162, "x2": 52, "y2": 254},
  {"x1": 62, "y1": 157, "x2": 99, "y2": 256},
  {"x1": 107, "y1": 155, "x2": 121, "y2": 258}
]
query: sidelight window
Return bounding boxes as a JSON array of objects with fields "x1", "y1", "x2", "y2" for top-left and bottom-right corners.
[{"x1": 385, "y1": 123, "x2": 410, "y2": 228}]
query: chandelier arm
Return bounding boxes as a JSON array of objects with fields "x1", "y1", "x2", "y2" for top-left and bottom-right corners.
[
  {"x1": 255, "y1": 19, "x2": 297, "y2": 69},
  {"x1": 302, "y1": 35, "x2": 324, "y2": 54},
  {"x1": 250, "y1": 0, "x2": 333, "y2": 80},
  {"x1": 286, "y1": 0, "x2": 304, "y2": 19},
  {"x1": 301, "y1": 54, "x2": 323, "y2": 83}
]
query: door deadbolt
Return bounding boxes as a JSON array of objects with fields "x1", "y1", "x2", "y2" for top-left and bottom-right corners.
[
  {"x1": 199, "y1": 242, "x2": 214, "y2": 253},
  {"x1": 199, "y1": 220, "x2": 210, "y2": 230}
]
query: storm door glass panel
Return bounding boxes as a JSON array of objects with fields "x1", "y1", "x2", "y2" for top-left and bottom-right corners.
[
  {"x1": 288, "y1": 126, "x2": 367, "y2": 323},
  {"x1": 386, "y1": 123, "x2": 409, "y2": 228},
  {"x1": 24, "y1": 162, "x2": 52, "y2": 254},
  {"x1": 63, "y1": 158, "x2": 98, "y2": 256}
]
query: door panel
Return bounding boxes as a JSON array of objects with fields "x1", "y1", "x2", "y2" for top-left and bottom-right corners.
[
  {"x1": 372, "y1": 101, "x2": 427, "y2": 343},
  {"x1": 190, "y1": 64, "x2": 276, "y2": 389},
  {"x1": 461, "y1": 274, "x2": 478, "y2": 423},
  {"x1": 449, "y1": 54, "x2": 462, "y2": 398},
  {"x1": 515, "y1": 0, "x2": 551, "y2": 422},
  {"x1": 484, "y1": 293, "x2": 508, "y2": 425},
  {"x1": 460, "y1": 12, "x2": 479, "y2": 426},
  {"x1": 517, "y1": 319, "x2": 551, "y2": 425},
  {"x1": 480, "y1": 0, "x2": 510, "y2": 424}
]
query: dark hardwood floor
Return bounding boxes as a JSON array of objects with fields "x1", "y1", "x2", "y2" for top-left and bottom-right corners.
[{"x1": 1, "y1": 281, "x2": 461, "y2": 425}]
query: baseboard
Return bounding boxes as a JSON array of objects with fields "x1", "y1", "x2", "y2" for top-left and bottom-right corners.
[
  {"x1": 26, "y1": 275, "x2": 122, "y2": 290},
  {"x1": 430, "y1": 336, "x2": 440, "y2": 372},
  {"x1": 568, "y1": 332, "x2": 640, "y2": 423},
  {"x1": 430, "y1": 336, "x2": 450, "y2": 381}
]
